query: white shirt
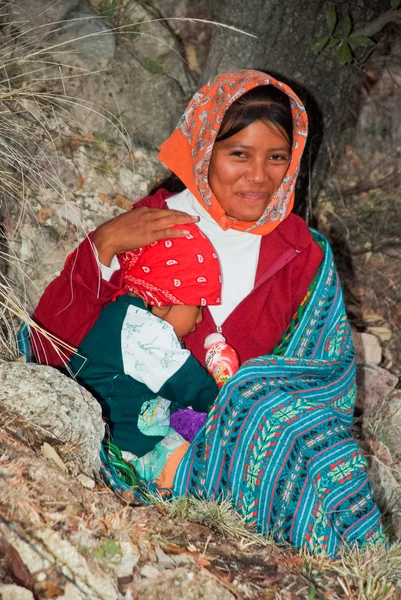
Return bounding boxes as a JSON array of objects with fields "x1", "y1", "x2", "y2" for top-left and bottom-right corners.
[
  {"x1": 98, "y1": 189, "x2": 261, "y2": 327},
  {"x1": 166, "y1": 190, "x2": 261, "y2": 326}
]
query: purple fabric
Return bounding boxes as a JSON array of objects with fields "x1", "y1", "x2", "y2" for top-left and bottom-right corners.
[{"x1": 170, "y1": 409, "x2": 207, "y2": 442}]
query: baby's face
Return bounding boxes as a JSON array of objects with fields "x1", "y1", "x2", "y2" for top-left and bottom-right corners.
[{"x1": 152, "y1": 305, "x2": 203, "y2": 339}]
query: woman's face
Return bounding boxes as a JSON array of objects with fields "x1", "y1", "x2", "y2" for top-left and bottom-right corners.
[{"x1": 208, "y1": 120, "x2": 291, "y2": 222}]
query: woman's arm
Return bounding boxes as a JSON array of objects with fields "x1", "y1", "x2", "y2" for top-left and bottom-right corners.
[
  {"x1": 31, "y1": 233, "x2": 123, "y2": 366},
  {"x1": 31, "y1": 189, "x2": 197, "y2": 367},
  {"x1": 92, "y1": 204, "x2": 199, "y2": 266}
]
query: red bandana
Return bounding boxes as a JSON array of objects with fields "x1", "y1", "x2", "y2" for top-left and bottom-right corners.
[{"x1": 118, "y1": 223, "x2": 222, "y2": 307}]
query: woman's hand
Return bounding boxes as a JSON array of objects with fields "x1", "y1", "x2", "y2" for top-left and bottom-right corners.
[{"x1": 92, "y1": 207, "x2": 199, "y2": 266}]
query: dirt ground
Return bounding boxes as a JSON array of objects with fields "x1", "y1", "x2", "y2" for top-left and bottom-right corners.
[
  {"x1": 2, "y1": 422, "x2": 401, "y2": 600},
  {"x1": 0, "y1": 426, "x2": 329, "y2": 599}
]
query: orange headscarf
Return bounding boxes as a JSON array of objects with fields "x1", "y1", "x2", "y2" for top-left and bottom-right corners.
[{"x1": 158, "y1": 70, "x2": 308, "y2": 236}]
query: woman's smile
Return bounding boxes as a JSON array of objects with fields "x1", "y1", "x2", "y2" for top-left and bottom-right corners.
[
  {"x1": 208, "y1": 120, "x2": 291, "y2": 222},
  {"x1": 237, "y1": 191, "x2": 269, "y2": 201}
]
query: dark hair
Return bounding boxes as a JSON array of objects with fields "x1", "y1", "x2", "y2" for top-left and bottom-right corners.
[
  {"x1": 217, "y1": 85, "x2": 293, "y2": 145},
  {"x1": 150, "y1": 84, "x2": 293, "y2": 196}
]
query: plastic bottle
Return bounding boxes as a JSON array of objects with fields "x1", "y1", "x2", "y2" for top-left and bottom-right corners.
[{"x1": 204, "y1": 333, "x2": 239, "y2": 388}]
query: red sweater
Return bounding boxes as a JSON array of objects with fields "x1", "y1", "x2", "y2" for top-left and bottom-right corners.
[{"x1": 32, "y1": 189, "x2": 323, "y2": 367}]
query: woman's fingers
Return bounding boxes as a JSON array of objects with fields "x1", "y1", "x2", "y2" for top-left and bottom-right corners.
[
  {"x1": 144, "y1": 208, "x2": 199, "y2": 226},
  {"x1": 149, "y1": 211, "x2": 199, "y2": 234},
  {"x1": 92, "y1": 207, "x2": 199, "y2": 265},
  {"x1": 152, "y1": 226, "x2": 192, "y2": 241}
]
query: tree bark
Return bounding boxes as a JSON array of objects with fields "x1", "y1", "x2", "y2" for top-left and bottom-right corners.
[{"x1": 202, "y1": 0, "x2": 390, "y2": 220}]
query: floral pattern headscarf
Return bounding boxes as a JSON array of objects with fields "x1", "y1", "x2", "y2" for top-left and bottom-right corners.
[{"x1": 158, "y1": 69, "x2": 308, "y2": 236}]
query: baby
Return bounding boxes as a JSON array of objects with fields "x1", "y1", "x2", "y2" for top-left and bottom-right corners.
[{"x1": 69, "y1": 223, "x2": 221, "y2": 489}]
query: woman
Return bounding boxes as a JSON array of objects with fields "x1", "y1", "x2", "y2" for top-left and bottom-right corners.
[{"x1": 31, "y1": 70, "x2": 384, "y2": 555}]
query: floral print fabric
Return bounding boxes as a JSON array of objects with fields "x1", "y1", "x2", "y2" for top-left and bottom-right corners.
[{"x1": 158, "y1": 69, "x2": 308, "y2": 236}]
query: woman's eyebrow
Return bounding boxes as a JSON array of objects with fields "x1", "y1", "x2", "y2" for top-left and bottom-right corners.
[{"x1": 222, "y1": 142, "x2": 290, "y2": 151}]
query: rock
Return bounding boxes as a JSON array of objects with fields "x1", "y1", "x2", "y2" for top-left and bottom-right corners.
[
  {"x1": 368, "y1": 456, "x2": 401, "y2": 539},
  {"x1": 352, "y1": 331, "x2": 382, "y2": 365},
  {"x1": 61, "y1": 582, "x2": 86, "y2": 600},
  {"x1": 0, "y1": 585, "x2": 34, "y2": 600},
  {"x1": 364, "y1": 390, "x2": 401, "y2": 462},
  {"x1": 355, "y1": 364, "x2": 398, "y2": 411},
  {"x1": 379, "y1": 390, "x2": 401, "y2": 459},
  {"x1": 0, "y1": 362, "x2": 104, "y2": 477},
  {"x1": 41, "y1": 153, "x2": 80, "y2": 193},
  {"x1": 68, "y1": 43, "x2": 187, "y2": 148},
  {"x1": 0, "y1": 523, "x2": 52, "y2": 577},
  {"x1": 140, "y1": 564, "x2": 162, "y2": 579},
  {"x1": 154, "y1": 546, "x2": 176, "y2": 569},
  {"x1": 34, "y1": 528, "x2": 118, "y2": 600},
  {"x1": 1, "y1": 524, "x2": 118, "y2": 600},
  {"x1": 50, "y1": 5, "x2": 116, "y2": 69},
  {"x1": 77, "y1": 474, "x2": 96, "y2": 489},
  {"x1": 7, "y1": 0, "x2": 79, "y2": 39},
  {"x1": 121, "y1": 1, "x2": 193, "y2": 94},
  {"x1": 115, "y1": 542, "x2": 140, "y2": 579},
  {"x1": 56, "y1": 203, "x2": 83, "y2": 228}
]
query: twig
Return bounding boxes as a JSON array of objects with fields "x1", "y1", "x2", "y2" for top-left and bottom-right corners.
[
  {"x1": 201, "y1": 533, "x2": 212, "y2": 558},
  {"x1": 354, "y1": 9, "x2": 401, "y2": 37}
]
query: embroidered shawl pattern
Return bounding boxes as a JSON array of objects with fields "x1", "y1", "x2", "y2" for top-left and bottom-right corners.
[
  {"x1": 100, "y1": 230, "x2": 385, "y2": 556},
  {"x1": 172, "y1": 230, "x2": 385, "y2": 556}
]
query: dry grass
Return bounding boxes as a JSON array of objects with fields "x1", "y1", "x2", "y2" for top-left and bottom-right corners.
[
  {"x1": 0, "y1": 4, "x2": 257, "y2": 363},
  {"x1": 146, "y1": 491, "x2": 401, "y2": 598},
  {"x1": 303, "y1": 542, "x2": 401, "y2": 599}
]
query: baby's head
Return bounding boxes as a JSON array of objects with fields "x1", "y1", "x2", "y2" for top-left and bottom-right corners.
[
  {"x1": 119, "y1": 222, "x2": 222, "y2": 339},
  {"x1": 150, "y1": 304, "x2": 203, "y2": 339}
]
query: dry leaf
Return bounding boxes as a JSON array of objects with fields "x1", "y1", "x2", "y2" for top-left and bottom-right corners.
[
  {"x1": 351, "y1": 287, "x2": 366, "y2": 298},
  {"x1": 196, "y1": 555, "x2": 211, "y2": 567},
  {"x1": 360, "y1": 311, "x2": 383, "y2": 325},
  {"x1": 367, "y1": 325, "x2": 392, "y2": 342},
  {"x1": 158, "y1": 540, "x2": 188, "y2": 555},
  {"x1": 41, "y1": 442, "x2": 68, "y2": 472},
  {"x1": 185, "y1": 43, "x2": 199, "y2": 72},
  {"x1": 34, "y1": 577, "x2": 63, "y2": 599},
  {"x1": 115, "y1": 194, "x2": 133, "y2": 210},
  {"x1": 368, "y1": 439, "x2": 393, "y2": 466},
  {"x1": 0, "y1": 536, "x2": 35, "y2": 591},
  {"x1": 70, "y1": 133, "x2": 93, "y2": 148},
  {"x1": 121, "y1": 489, "x2": 138, "y2": 504},
  {"x1": 76, "y1": 174, "x2": 85, "y2": 190},
  {"x1": 98, "y1": 192, "x2": 111, "y2": 205},
  {"x1": 36, "y1": 207, "x2": 54, "y2": 224}
]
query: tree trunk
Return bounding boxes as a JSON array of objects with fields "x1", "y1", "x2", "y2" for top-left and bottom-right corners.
[{"x1": 202, "y1": 0, "x2": 388, "y2": 219}]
